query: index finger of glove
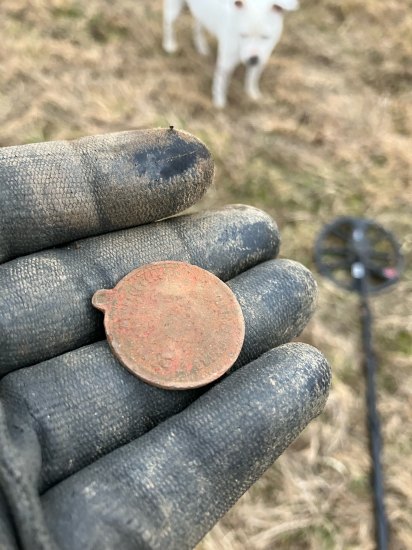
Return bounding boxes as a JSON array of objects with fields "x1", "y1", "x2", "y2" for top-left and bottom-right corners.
[
  {"x1": 0, "y1": 129, "x2": 214, "y2": 263},
  {"x1": 0, "y1": 206, "x2": 279, "y2": 374}
]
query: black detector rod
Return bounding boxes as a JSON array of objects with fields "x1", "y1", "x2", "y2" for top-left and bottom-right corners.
[{"x1": 315, "y1": 217, "x2": 403, "y2": 550}]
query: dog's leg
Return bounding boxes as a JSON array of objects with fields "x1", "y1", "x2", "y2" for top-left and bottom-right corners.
[
  {"x1": 193, "y1": 20, "x2": 210, "y2": 56},
  {"x1": 245, "y1": 64, "x2": 264, "y2": 101},
  {"x1": 212, "y1": 65, "x2": 234, "y2": 108},
  {"x1": 163, "y1": 0, "x2": 185, "y2": 53},
  {"x1": 213, "y1": 46, "x2": 237, "y2": 108}
]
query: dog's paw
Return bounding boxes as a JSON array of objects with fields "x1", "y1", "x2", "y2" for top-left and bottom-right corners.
[
  {"x1": 247, "y1": 88, "x2": 263, "y2": 102},
  {"x1": 194, "y1": 35, "x2": 210, "y2": 56},
  {"x1": 163, "y1": 38, "x2": 178, "y2": 54},
  {"x1": 213, "y1": 96, "x2": 227, "y2": 109},
  {"x1": 196, "y1": 41, "x2": 210, "y2": 57}
]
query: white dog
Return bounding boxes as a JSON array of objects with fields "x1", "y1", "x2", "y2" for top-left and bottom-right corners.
[{"x1": 163, "y1": 0, "x2": 299, "y2": 107}]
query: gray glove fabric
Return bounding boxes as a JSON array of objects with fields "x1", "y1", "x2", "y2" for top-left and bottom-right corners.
[{"x1": 0, "y1": 129, "x2": 331, "y2": 550}]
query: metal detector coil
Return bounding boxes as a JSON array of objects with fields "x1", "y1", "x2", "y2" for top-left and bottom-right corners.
[{"x1": 314, "y1": 217, "x2": 403, "y2": 294}]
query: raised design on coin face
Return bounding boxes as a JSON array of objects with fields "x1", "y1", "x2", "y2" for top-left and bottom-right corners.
[{"x1": 92, "y1": 261, "x2": 245, "y2": 390}]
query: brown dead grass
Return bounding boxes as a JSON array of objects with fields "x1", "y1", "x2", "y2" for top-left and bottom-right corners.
[{"x1": 1, "y1": 0, "x2": 411, "y2": 548}]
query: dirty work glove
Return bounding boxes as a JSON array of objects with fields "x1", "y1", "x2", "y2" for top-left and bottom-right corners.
[{"x1": 0, "y1": 129, "x2": 331, "y2": 550}]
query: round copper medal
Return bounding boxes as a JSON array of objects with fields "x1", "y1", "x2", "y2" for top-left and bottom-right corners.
[{"x1": 92, "y1": 261, "x2": 245, "y2": 390}]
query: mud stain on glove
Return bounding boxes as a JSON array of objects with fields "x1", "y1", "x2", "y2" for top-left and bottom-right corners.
[{"x1": 0, "y1": 129, "x2": 214, "y2": 263}]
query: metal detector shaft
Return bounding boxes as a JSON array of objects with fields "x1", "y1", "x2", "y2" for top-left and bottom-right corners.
[{"x1": 359, "y1": 276, "x2": 389, "y2": 550}]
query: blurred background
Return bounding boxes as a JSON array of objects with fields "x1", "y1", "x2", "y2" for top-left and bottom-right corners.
[{"x1": 1, "y1": 0, "x2": 411, "y2": 548}]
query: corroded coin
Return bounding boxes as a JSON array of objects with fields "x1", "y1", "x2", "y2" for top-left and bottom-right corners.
[{"x1": 92, "y1": 261, "x2": 245, "y2": 390}]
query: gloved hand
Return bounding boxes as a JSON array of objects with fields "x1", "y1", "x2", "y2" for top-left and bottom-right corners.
[{"x1": 0, "y1": 129, "x2": 331, "y2": 550}]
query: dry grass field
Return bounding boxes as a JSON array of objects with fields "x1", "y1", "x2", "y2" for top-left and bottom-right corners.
[{"x1": 1, "y1": 0, "x2": 411, "y2": 548}]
